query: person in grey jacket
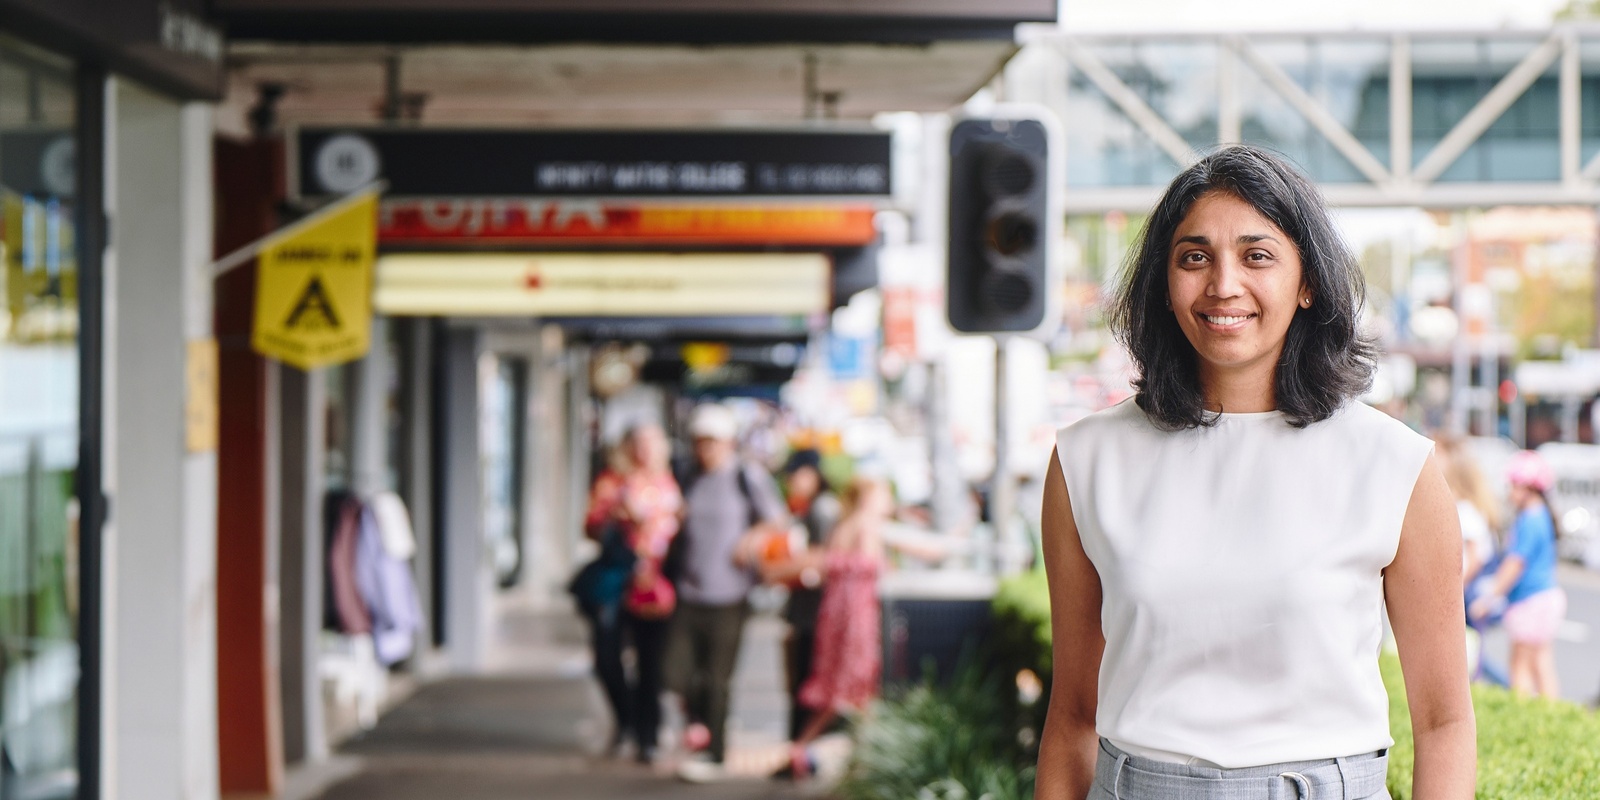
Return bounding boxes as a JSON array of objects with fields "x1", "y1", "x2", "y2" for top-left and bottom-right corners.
[{"x1": 665, "y1": 403, "x2": 787, "y2": 783}]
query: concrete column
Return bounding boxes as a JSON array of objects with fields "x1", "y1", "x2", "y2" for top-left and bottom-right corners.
[
  {"x1": 400, "y1": 318, "x2": 437, "y2": 649},
  {"x1": 440, "y1": 326, "x2": 490, "y2": 671},
  {"x1": 277, "y1": 364, "x2": 328, "y2": 762},
  {"x1": 565, "y1": 343, "x2": 591, "y2": 575},
  {"x1": 105, "y1": 80, "x2": 219, "y2": 800},
  {"x1": 526, "y1": 325, "x2": 568, "y2": 602},
  {"x1": 350, "y1": 317, "x2": 390, "y2": 497}
]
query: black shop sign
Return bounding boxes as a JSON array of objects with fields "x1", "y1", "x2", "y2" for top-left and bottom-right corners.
[
  {"x1": 0, "y1": 0, "x2": 223, "y2": 99},
  {"x1": 294, "y1": 128, "x2": 893, "y2": 199}
]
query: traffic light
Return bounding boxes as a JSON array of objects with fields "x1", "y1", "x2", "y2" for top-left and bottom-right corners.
[{"x1": 946, "y1": 113, "x2": 1059, "y2": 334}]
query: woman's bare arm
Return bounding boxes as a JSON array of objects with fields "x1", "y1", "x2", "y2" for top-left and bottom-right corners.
[
  {"x1": 1385, "y1": 453, "x2": 1477, "y2": 800},
  {"x1": 1034, "y1": 447, "x2": 1104, "y2": 800}
]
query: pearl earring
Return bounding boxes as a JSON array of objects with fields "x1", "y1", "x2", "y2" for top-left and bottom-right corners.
[{"x1": 1300, "y1": 297, "x2": 1311, "y2": 308}]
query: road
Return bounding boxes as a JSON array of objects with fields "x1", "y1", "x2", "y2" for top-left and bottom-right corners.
[{"x1": 1479, "y1": 563, "x2": 1600, "y2": 706}]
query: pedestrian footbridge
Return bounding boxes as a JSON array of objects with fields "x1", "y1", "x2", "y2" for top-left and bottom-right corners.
[{"x1": 1015, "y1": 26, "x2": 1600, "y2": 210}]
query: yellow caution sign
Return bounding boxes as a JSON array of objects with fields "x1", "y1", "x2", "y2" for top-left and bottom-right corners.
[{"x1": 251, "y1": 190, "x2": 377, "y2": 370}]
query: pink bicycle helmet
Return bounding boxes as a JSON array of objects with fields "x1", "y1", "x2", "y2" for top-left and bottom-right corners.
[{"x1": 1506, "y1": 450, "x2": 1555, "y2": 493}]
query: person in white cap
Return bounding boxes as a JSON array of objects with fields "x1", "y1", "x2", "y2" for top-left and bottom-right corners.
[{"x1": 664, "y1": 403, "x2": 787, "y2": 782}]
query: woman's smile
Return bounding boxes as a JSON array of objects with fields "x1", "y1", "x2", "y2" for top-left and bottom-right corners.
[{"x1": 1197, "y1": 309, "x2": 1257, "y2": 330}]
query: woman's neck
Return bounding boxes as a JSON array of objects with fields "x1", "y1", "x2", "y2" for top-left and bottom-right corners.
[{"x1": 1199, "y1": 362, "x2": 1277, "y2": 414}]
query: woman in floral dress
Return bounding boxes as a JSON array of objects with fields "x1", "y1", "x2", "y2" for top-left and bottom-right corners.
[{"x1": 790, "y1": 476, "x2": 894, "y2": 775}]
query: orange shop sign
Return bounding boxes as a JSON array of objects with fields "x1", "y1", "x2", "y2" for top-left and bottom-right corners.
[{"x1": 379, "y1": 199, "x2": 877, "y2": 246}]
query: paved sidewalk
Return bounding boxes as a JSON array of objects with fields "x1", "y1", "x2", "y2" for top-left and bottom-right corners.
[{"x1": 292, "y1": 602, "x2": 822, "y2": 800}]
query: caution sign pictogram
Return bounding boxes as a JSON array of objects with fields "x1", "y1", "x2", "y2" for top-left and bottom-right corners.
[{"x1": 252, "y1": 190, "x2": 378, "y2": 370}]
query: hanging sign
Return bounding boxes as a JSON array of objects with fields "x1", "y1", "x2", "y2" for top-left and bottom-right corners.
[
  {"x1": 374, "y1": 252, "x2": 828, "y2": 317},
  {"x1": 251, "y1": 189, "x2": 378, "y2": 370},
  {"x1": 379, "y1": 199, "x2": 878, "y2": 246},
  {"x1": 295, "y1": 128, "x2": 892, "y2": 199}
]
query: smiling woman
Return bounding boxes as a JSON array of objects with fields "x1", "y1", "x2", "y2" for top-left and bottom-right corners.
[
  {"x1": 1035, "y1": 146, "x2": 1477, "y2": 800},
  {"x1": 1106, "y1": 146, "x2": 1375, "y2": 429}
]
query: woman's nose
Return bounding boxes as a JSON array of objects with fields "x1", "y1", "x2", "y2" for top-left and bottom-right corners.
[{"x1": 1206, "y1": 256, "x2": 1245, "y2": 298}]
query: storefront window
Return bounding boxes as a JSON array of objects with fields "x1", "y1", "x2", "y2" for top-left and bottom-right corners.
[
  {"x1": 481, "y1": 354, "x2": 527, "y2": 589},
  {"x1": 0, "y1": 35, "x2": 80, "y2": 800}
]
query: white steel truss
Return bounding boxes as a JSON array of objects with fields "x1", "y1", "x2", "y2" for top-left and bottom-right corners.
[{"x1": 1018, "y1": 26, "x2": 1600, "y2": 211}]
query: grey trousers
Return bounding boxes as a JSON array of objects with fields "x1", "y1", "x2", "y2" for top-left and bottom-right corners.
[{"x1": 1090, "y1": 738, "x2": 1391, "y2": 800}]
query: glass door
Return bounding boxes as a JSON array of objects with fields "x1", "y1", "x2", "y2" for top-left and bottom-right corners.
[
  {"x1": 480, "y1": 354, "x2": 528, "y2": 589},
  {"x1": 0, "y1": 36, "x2": 81, "y2": 800}
]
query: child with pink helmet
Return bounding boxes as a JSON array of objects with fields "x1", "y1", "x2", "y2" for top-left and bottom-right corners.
[{"x1": 1469, "y1": 450, "x2": 1566, "y2": 698}]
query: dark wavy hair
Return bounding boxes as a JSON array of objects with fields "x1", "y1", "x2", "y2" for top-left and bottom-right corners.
[{"x1": 1107, "y1": 145, "x2": 1376, "y2": 430}]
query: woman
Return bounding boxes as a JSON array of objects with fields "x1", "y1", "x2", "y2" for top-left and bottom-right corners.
[
  {"x1": 1036, "y1": 146, "x2": 1475, "y2": 799},
  {"x1": 779, "y1": 449, "x2": 843, "y2": 746},
  {"x1": 788, "y1": 476, "x2": 893, "y2": 778},
  {"x1": 1434, "y1": 435, "x2": 1506, "y2": 686},
  {"x1": 1469, "y1": 451, "x2": 1565, "y2": 699},
  {"x1": 582, "y1": 422, "x2": 682, "y2": 764},
  {"x1": 1433, "y1": 436, "x2": 1499, "y2": 584}
]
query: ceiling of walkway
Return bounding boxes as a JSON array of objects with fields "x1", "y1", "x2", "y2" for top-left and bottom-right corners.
[{"x1": 219, "y1": 40, "x2": 1018, "y2": 134}]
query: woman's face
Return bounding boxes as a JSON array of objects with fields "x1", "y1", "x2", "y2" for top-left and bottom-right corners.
[
  {"x1": 1167, "y1": 191, "x2": 1308, "y2": 392},
  {"x1": 787, "y1": 466, "x2": 820, "y2": 500},
  {"x1": 627, "y1": 425, "x2": 669, "y2": 472},
  {"x1": 860, "y1": 482, "x2": 893, "y2": 517}
]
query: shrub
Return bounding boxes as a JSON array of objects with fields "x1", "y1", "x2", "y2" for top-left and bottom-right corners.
[
  {"x1": 990, "y1": 568, "x2": 1052, "y2": 677},
  {"x1": 853, "y1": 573, "x2": 1600, "y2": 799},
  {"x1": 837, "y1": 667, "x2": 1036, "y2": 800},
  {"x1": 1382, "y1": 652, "x2": 1600, "y2": 799},
  {"x1": 985, "y1": 572, "x2": 1600, "y2": 799}
]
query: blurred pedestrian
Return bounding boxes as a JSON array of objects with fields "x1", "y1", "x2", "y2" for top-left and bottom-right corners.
[
  {"x1": 1434, "y1": 435, "x2": 1500, "y2": 583},
  {"x1": 788, "y1": 476, "x2": 893, "y2": 779},
  {"x1": 777, "y1": 449, "x2": 842, "y2": 749},
  {"x1": 1470, "y1": 450, "x2": 1566, "y2": 699},
  {"x1": 1037, "y1": 146, "x2": 1474, "y2": 800},
  {"x1": 579, "y1": 423, "x2": 682, "y2": 763},
  {"x1": 665, "y1": 403, "x2": 787, "y2": 782},
  {"x1": 1435, "y1": 434, "x2": 1507, "y2": 686}
]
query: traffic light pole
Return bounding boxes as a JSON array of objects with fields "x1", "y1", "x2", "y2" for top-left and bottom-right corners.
[{"x1": 990, "y1": 333, "x2": 1015, "y2": 575}]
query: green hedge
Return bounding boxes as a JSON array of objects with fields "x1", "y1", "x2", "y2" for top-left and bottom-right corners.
[
  {"x1": 990, "y1": 568, "x2": 1052, "y2": 676},
  {"x1": 845, "y1": 571, "x2": 1600, "y2": 800},
  {"x1": 836, "y1": 669, "x2": 1036, "y2": 800},
  {"x1": 1382, "y1": 651, "x2": 1600, "y2": 798}
]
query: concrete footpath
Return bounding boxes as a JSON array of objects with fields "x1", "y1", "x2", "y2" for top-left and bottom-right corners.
[{"x1": 285, "y1": 600, "x2": 821, "y2": 800}]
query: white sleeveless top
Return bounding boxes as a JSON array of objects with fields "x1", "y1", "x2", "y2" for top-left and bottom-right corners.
[{"x1": 1055, "y1": 399, "x2": 1433, "y2": 769}]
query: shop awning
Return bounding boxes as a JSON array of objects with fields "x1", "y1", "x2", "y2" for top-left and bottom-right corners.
[{"x1": 374, "y1": 252, "x2": 829, "y2": 317}]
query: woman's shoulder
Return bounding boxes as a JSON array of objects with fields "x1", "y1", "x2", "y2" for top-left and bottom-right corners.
[
  {"x1": 1057, "y1": 398, "x2": 1151, "y2": 443},
  {"x1": 1310, "y1": 403, "x2": 1436, "y2": 495},
  {"x1": 1326, "y1": 399, "x2": 1421, "y2": 433},
  {"x1": 1053, "y1": 399, "x2": 1159, "y2": 479},
  {"x1": 1320, "y1": 401, "x2": 1433, "y2": 452}
]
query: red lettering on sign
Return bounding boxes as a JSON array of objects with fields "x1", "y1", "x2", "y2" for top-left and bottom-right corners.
[{"x1": 379, "y1": 199, "x2": 877, "y2": 246}]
